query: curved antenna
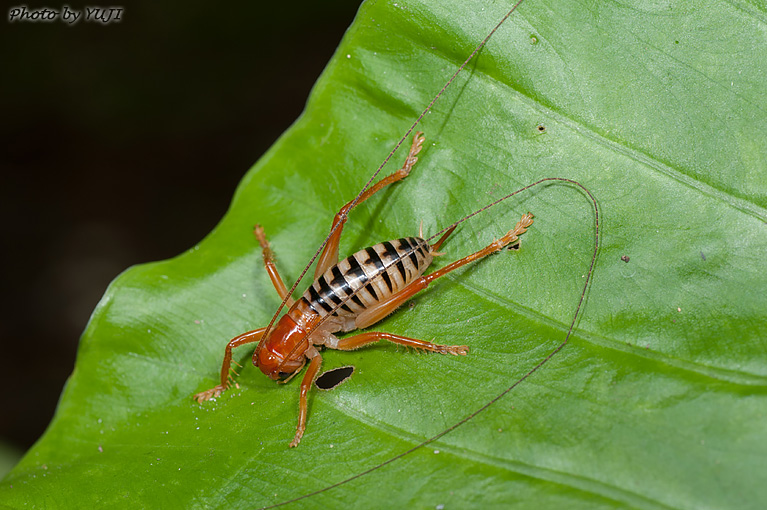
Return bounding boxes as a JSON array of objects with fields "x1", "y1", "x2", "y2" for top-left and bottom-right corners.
[{"x1": 255, "y1": 0, "x2": 529, "y2": 356}]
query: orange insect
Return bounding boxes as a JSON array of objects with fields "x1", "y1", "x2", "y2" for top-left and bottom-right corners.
[{"x1": 194, "y1": 131, "x2": 534, "y2": 447}]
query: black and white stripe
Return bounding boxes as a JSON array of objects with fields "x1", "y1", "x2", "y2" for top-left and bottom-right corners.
[{"x1": 300, "y1": 237, "x2": 432, "y2": 318}]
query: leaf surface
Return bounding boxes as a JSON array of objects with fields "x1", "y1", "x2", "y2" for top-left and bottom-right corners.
[{"x1": 4, "y1": 0, "x2": 767, "y2": 508}]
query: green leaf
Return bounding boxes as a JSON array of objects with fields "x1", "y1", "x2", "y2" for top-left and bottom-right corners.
[{"x1": 4, "y1": 0, "x2": 766, "y2": 508}]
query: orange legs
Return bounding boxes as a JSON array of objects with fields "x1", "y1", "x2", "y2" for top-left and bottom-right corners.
[
  {"x1": 254, "y1": 224, "x2": 294, "y2": 307},
  {"x1": 315, "y1": 132, "x2": 425, "y2": 278},
  {"x1": 336, "y1": 331, "x2": 468, "y2": 355},
  {"x1": 290, "y1": 351, "x2": 323, "y2": 448},
  {"x1": 423, "y1": 212, "x2": 534, "y2": 284},
  {"x1": 195, "y1": 224, "x2": 300, "y2": 402},
  {"x1": 342, "y1": 212, "x2": 534, "y2": 351},
  {"x1": 194, "y1": 327, "x2": 266, "y2": 402},
  {"x1": 354, "y1": 212, "x2": 533, "y2": 331}
]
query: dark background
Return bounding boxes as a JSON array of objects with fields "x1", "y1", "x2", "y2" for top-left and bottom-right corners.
[{"x1": 0, "y1": 1, "x2": 360, "y2": 458}]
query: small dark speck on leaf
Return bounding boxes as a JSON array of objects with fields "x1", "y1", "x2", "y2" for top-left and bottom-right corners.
[
  {"x1": 700, "y1": 251, "x2": 706, "y2": 261},
  {"x1": 316, "y1": 366, "x2": 354, "y2": 390},
  {"x1": 537, "y1": 124, "x2": 546, "y2": 132},
  {"x1": 621, "y1": 255, "x2": 630, "y2": 263}
]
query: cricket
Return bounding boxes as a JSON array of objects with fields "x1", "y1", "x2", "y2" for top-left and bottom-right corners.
[
  {"x1": 195, "y1": 130, "x2": 535, "y2": 447},
  {"x1": 194, "y1": 0, "x2": 599, "y2": 449}
]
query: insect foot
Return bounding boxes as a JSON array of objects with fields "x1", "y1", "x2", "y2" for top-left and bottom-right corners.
[
  {"x1": 289, "y1": 431, "x2": 303, "y2": 448},
  {"x1": 435, "y1": 343, "x2": 469, "y2": 356},
  {"x1": 401, "y1": 131, "x2": 426, "y2": 176},
  {"x1": 194, "y1": 385, "x2": 227, "y2": 402},
  {"x1": 495, "y1": 212, "x2": 534, "y2": 249}
]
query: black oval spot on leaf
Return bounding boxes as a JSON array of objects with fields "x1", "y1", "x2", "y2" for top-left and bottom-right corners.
[{"x1": 315, "y1": 366, "x2": 355, "y2": 390}]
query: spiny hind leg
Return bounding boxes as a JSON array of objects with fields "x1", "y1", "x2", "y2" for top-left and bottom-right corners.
[
  {"x1": 333, "y1": 331, "x2": 468, "y2": 356},
  {"x1": 352, "y1": 212, "x2": 533, "y2": 331},
  {"x1": 315, "y1": 132, "x2": 426, "y2": 278},
  {"x1": 422, "y1": 212, "x2": 534, "y2": 284},
  {"x1": 194, "y1": 327, "x2": 266, "y2": 402}
]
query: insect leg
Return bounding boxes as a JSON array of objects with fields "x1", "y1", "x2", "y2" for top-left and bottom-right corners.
[
  {"x1": 423, "y1": 212, "x2": 534, "y2": 284},
  {"x1": 315, "y1": 132, "x2": 426, "y2": 278},
  {"x1": 289, "y1": 350, "x2": 323, "y2": 448},
  {"x1": 334, "y1": 331, "x2": 468, "y2": 355},
  {"x1": 254, "y1": 224, "x2": 294, "y2": 306},
  {"x1": 353, "y1": 212, "x2": 533, "y2": 331},
  {"x1": 194, "y1": 327, "x2": 267, "y2": 402}
]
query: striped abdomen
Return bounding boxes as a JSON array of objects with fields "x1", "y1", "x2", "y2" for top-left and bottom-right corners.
[{"x1": 298, "y1": 237, "x2": 433, "y2": 321}]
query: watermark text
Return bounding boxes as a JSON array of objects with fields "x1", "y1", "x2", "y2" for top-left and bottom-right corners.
[{"x1": 8, "y1": 5, "x2": 124, "y2": 25}]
